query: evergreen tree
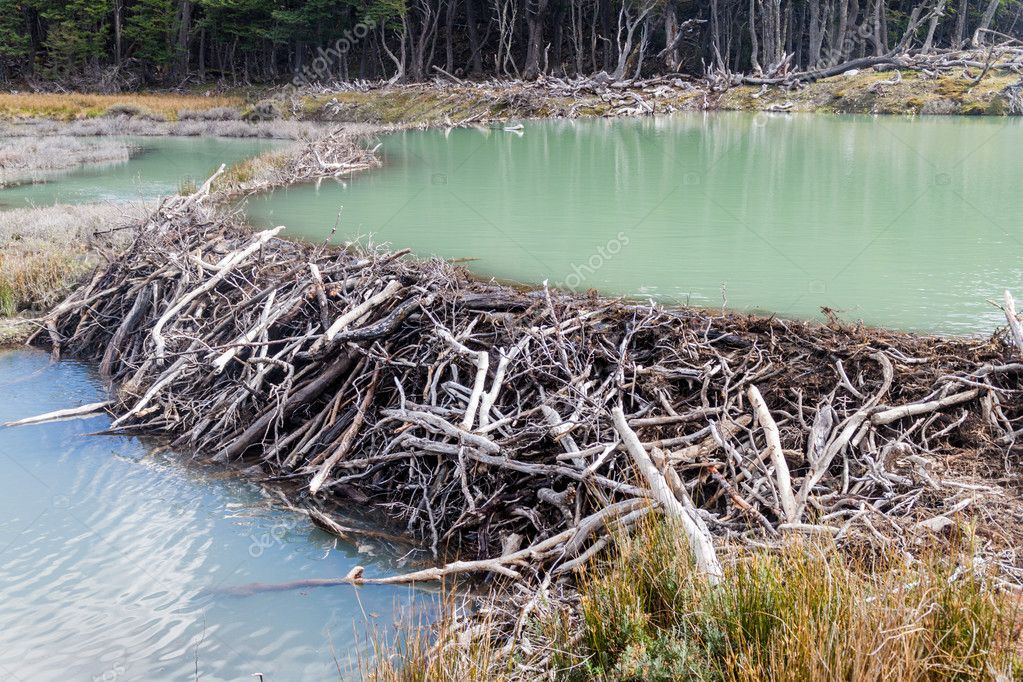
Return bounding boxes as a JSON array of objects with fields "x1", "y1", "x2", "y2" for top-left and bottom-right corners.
[
  {"x1": 0, "y1": 0, "x2": 30, "y2": 81},
  {"x1": 124, "y1": 0, "x2": 176, "y2": 72},
  {"x1": 31, "y1": 0, "x2": 111, "y2": 78}
]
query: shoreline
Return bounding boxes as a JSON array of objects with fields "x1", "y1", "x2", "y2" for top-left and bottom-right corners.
[
  {"x1": 3, "y1": 83, "x2": 1023, "y2": 676},
  {"x1": 0, "y1": 68, "x2": 1019, "y2": 131},
  {"x1": 19, "y1": 181, "x2": 1023, "y2": 678}
]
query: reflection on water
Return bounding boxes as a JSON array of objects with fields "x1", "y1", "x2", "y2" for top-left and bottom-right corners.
[
  {"x1": 0, "y1": 349, "x2": 424, "y2": 681},
  {"x1": 0, "y1": 136, "x2": 279, "y2": 208},
  {"x1": 247, "y1": 113, "x2": 1023, "y2": 334}
]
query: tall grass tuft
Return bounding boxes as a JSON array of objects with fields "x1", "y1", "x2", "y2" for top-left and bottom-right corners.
[
  {"x1": 360, "y1": 591, "x2": 508, "y2": 682},
  {"x1": 355, "y1": 518, "x2": 1020, "y2": 681},
  {"x1": 577, "y1": 517, "x2": 1021, "y2": 681}
]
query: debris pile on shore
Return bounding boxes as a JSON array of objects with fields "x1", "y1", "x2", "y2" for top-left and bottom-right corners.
[{"x1": 30, "y1": 182, "x2": 1023, "y2": 587}]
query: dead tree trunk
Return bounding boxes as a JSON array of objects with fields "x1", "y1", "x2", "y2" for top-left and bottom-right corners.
[{"x1": 524, "y1": 0, "x2": 550, "y2": 79}]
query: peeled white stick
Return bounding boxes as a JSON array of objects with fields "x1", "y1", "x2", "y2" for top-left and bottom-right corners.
[
  {"x1": 2, "y1": 401, "x2": 111, "y2": 427},
  {"x1": 313, "y1": 280, "x2": 403, "y2": 351},
  {"x1": 871, "y1": 388, "x2": 981, "y2": 426},
  {"x1": 211, "y1": 288, "x2": 278, "y2": 374},
  {"x1": 612, "y1": 406, "x2": 723, "y2": 585},
  {"x1": 151, "y1": 226, "x2": 285, "y2": 362},
  {"x1": 1004, "y1": 290, "x2": 1023, "y2": 355},
  {"x1": 748, "y1": 385, "x2": 798, "y2": 524},
  {"x1": 436, "y1": 327, "x2": 490, "y2": 431}
]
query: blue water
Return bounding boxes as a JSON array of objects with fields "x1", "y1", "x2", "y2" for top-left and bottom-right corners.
[{"x1": 0, "y1": 349, "x2": 426, "y2": 681}]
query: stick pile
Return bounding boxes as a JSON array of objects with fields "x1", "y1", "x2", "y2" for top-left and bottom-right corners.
[{"x1": 30, "y1": 189, "x2": 1023, "y2": 583}]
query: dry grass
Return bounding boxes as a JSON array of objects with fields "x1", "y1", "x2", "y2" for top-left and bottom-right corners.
[
  {"x1": 364, "y1": 519, "x2": 1022, "y2": 681},
  {"x1": 0, "y1": 92, "x2": 243, "y2": 121},
  {"x1": 359, "y1": 591, "x2": 505, "y2": 682},
  {"x1": 0, "y1": 136, "x2": 131, "y2": 187},
  {"x1": 1, "y1": 117, "x2": 325, "y2": 140},
  {"x1": 575, "y1": 520, "x2": 1022, "y2": 681},
  {"x1": 718, "y1": 70, "x2": 1020, "y2": 115},
  {"x1": 0, "y1": 202, "x2": 148, "y2": 319}
]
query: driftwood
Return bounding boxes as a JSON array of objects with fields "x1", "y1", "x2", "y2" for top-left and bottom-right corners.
[
  {"x1": 1003, "y1": 290, "x2": 1023, "y2": 355},
  {"x1": 30, "y1": 177, "x2": 1023, "y2": 591},
  {"x1": 2, "y1": 400, "x2": 112, "y2": 427}
]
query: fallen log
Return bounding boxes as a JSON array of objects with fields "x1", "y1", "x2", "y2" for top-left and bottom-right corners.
[{"x1": 2, "y1": 400, "x2": 112, "y2": 427}]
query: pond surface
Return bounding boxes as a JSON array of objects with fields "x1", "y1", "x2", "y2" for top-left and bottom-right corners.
[
  {"x1": 0, "y1": 349, "x2": 424, "y2": 681},
  {"x1": 246, "y1": 113, "x2": 1023, "y2": 335},
  {"x1": 0, "y1": 136, "x2": 278, "y2": 208}
]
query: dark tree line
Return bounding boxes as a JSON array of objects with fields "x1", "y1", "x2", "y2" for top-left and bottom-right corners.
[{"x1": 0, "y1": 0, "x2": 1021, "y2": 86}]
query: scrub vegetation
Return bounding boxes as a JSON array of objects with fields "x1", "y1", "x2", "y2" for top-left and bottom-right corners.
[
  {"x1": 367, "y1": 520, "x2": 1022, "y2": 682},
  {"x1": 0, "y1": 202, "x2": 145, "y2": 343}
]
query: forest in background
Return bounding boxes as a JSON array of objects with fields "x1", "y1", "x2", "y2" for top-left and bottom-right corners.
[{"x1": 0, "y1": 0, "x2": 1021, "y2": 88}]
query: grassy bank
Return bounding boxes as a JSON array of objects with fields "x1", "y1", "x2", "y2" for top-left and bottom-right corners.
[
  {"x1": 717, "y1": 71, "x2": 1021, "y2": 116},
  {"x1": 2, "y1": 69, "x2": 1017, "y2": 133},
  {"x1": 2, "y1": 116, "x2": 325, "y2": 140},
  {"x1": 295, "y1": 71, "x2": 1021, "y2": 126},
  {"x1": 296, "y1": 82, "x2": 704, "y2": 125},
  {"x1": 0, "y1": 136, "x2": 131, "y2": 187},
  {"x1": 369, "y1": 519, "x2": 1022, "y2": 681},
  {"x1": 0, "y1": 92, "x2": 244, "y2": 121},
  {"x1": 0, "y1": 202, "x2": 146, "y2": 345}
]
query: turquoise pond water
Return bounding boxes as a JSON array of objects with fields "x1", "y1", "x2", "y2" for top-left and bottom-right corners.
[
  {"x1": 0, "y1": 136, "x2": 278, "y2": 208},
  {"x1": 245, "y1": 113, "x2": 1023, "y2": 335}
]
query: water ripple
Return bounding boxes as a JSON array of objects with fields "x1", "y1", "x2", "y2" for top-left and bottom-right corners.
[{"x1": 0, "y1": 350, "x2": 425, "y2": 680}]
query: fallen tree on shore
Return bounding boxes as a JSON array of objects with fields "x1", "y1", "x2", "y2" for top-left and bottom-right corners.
[{"x1": 21, "y1": 173, "x2": 1023, "y2": 597}]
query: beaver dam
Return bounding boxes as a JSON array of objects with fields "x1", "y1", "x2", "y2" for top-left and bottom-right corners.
[{"x1": 15, "y1": 166, "x2": 1023, "y2": 604}]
